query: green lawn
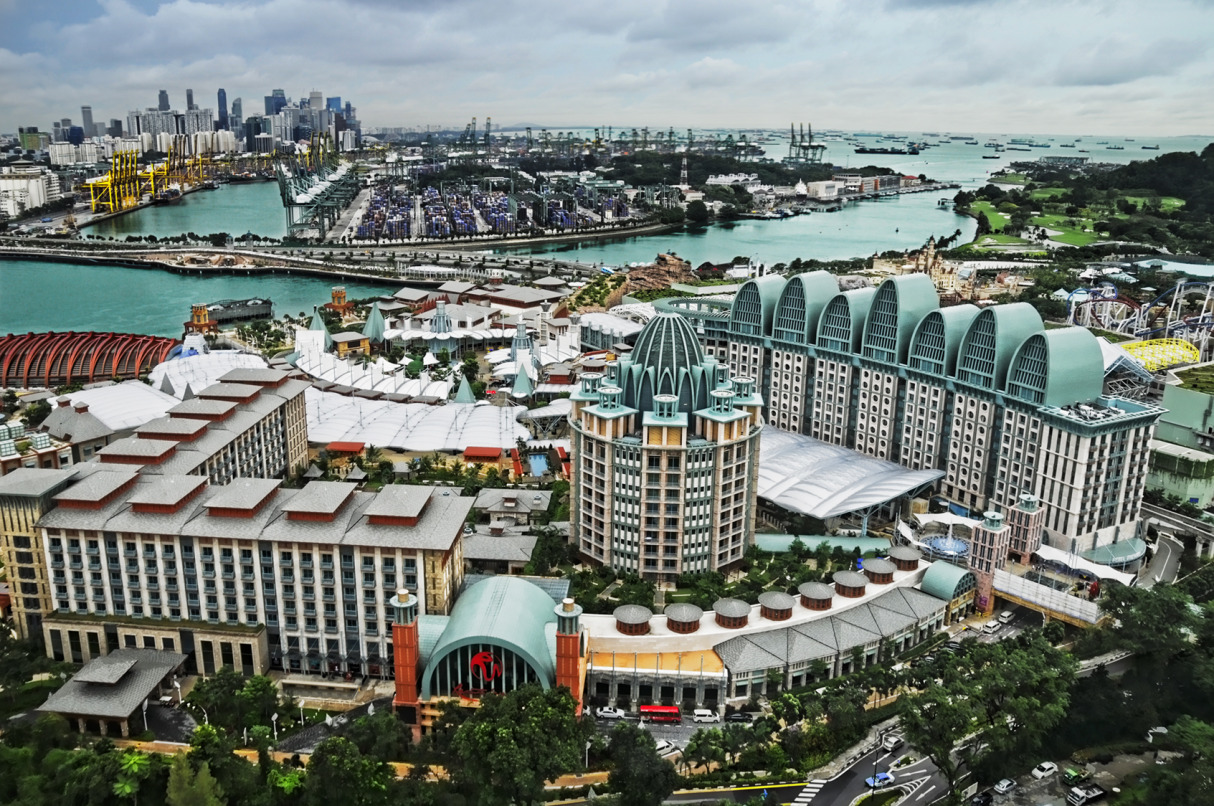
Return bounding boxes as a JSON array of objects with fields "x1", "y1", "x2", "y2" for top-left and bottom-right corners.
[
  {"x1": 1030, "y1": 186, "x2": 1069, "y2": 201},
  {"x1": 1030, "y1": 213, "x2": 1102, "y2": 246},
  {"x1": 992, "y1": 172, "x2": 1027, "y2": 185},
  {"x1": 1124, "y1": 195, "x2": 1185, "y2": 212},
  {"x1": 973, "y1": 234, "x2": 1032, "y2": 247}
]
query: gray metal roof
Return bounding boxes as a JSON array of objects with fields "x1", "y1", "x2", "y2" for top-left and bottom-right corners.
[
  {"x1": 331, "y1": 332, "x2": 368, "y2": 343},
  {"x1": 167, "y1": 398, "x2": 238, "y2": 418},
  {"x1": 217, "y1": 368, "x2": 291, "y2": 385},
  {"x1": 863, "y1": 558, "x2": 897, "y2": 575},
  {"x1": 712, "y1": 598, "x2": 750, "y2": 618},
  {"x1": 97, "y1": 436, "x2": 175, "y2": 459},
  {"x1": 42, "y1": 405, "x2": 114, "y2": 443},
  {"x1": 0, "y1": 467, "x2": 79, "y2": 498},
  {"x1": 363, "y1": 484, "x2": 432, "y2": 519},
  {"x1": 462, "y1": 533, "x2": 538, "y2": 563},
  {"x1": 663, "y1": 603, "x2": 703, "y2": 623},
  {"x1": 798, "y1": 581, "x2": 834, "y2": 600},
  {"x1": 759, "y1": 591, "x2": 795, "y2": 610},
  {"x1": 613, "y1": 604, "x2": 653, "y2": 625},
  {"x1": 74, "y1": 655, "x2": 136, "y2": 684},
  {"x1": 127, "y1": 475, "x2": 207, "y2": 507},
  {"x1": 205, "y1": 477, "x2": 281, "y2": 510},
  {"x1": 888, "y1": 546, "x2": 922, "y2": 562},
  {"x1": 135, "y1": 416, "x2": 208, "y2": 437},
  {"x1": 38, "y1": 648, "x2": 185, "y2": 720},
  {"x1": 279, "y1": 481, "x2": 356, "y2": 515},
  {"x1": 833, "y1": 571, "x2": 868, "y2": 588},
  {"x1": 197, "y1": 382, "x2": 263, "y2": 399}
]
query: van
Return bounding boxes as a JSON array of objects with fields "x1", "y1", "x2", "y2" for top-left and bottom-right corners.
[
  {"x1": 982, "y1": 621, "x2": 1002, "y2": 635},
  {"x1": 692, "y1": 709, "x2": 721, "y2": 723},
  {"x1": 998, "y1": 610, "x2": 1015, "y2": 624}
]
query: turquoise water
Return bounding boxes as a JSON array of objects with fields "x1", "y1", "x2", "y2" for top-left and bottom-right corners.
[
  {"x1": 501, "y1": 191, "x2": 974, "y2": 266},
  {"x1": 86, "y1": 181, "x2": 287, "y2": 240},
  {"x1": 528, "y1": 453, "x2": 549, "y2": 475},
  {"x1": 0, "y1": 259, "x2": 396, "y2": 338}
]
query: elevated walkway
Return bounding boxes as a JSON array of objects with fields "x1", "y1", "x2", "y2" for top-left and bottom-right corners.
[{"x1": 993, "y1": 569, "x2": 1106, "y2": 628}]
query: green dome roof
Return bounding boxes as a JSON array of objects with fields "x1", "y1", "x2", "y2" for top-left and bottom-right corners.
[{"x1": 631, "y1": 312, "x2": 705, "y2": 398}]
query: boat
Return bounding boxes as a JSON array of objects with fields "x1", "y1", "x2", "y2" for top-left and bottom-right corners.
[
  {"x1": 855, "y1": 146, "x2": 919, "y2": 155},
  {"x1": 984, "y1": 141, "x2": 1001, "y2": 148},
  {"x1": 1142, "y1": 145, "x2": 1160, "y2": 150},
  {"x1": 1108, "y1": 144, "x2": 1125, "y2": 150},
  {"x1": 152, "y1": 188, "x2": 182, "y2": 205},
  {"x1": 200, "y1": 180, "x2": 218, "y2": 190},
  {"x1": 982, "y1": 155, "x2": 1000, "y2": 159}
]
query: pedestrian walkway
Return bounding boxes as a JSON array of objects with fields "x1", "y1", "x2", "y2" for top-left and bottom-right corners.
[{"x1": 790, "y1": 779, "x2": 826, "y2": 805}]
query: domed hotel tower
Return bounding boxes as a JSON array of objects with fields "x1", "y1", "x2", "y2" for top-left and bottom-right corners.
[{"x1": 569, "y1": 313, "x2": 763, "y2": 583}]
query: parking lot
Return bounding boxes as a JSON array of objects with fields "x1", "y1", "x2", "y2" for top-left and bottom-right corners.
[{"x1": 977, "y1": 753, "x2": 1153, "y2": 806}]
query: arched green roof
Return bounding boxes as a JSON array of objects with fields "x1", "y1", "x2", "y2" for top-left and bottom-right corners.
[
  {"x1": 773, "y1": 271, "x2": 837, "y2": 346},
  {"x1": 1004, "y1": 328, "x2": 1103, "y2": 408},
  {"x1": 629, "y1": 313, "x2": 707, "y2": 409},
  {"x1": 908, "y1": 305, "x2": 980, "y2": 376},
  {"x1": 921, "y1": 562, "x2": 977, "y2": 602},
  {"x1": 419, "y1": 576, "x2": 558, "y2": 699},
  {"x1": 861, "y1": 275, "x2": 940, "y2": 363},
  {"x1": 817, "y1": 287, "x2": 876, "y2": 353},
  {"x1": 729, "y1": 275, "x2": 786, "y2": 338},
  {"x1": 309, "y1": 308, "x2": 333, "y2": 350},
  {"x1": 954, "y1": 303, "x2": 1044, "y2": 391}
]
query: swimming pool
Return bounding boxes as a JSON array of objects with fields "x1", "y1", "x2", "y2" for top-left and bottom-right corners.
[{"x1": 528, "y1": 453, "x2": 549, "y2": 476}]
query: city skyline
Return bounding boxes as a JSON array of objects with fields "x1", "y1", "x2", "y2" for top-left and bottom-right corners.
[{"x1": 1, "y1": 0, "x2": 1212, "y2": 137}]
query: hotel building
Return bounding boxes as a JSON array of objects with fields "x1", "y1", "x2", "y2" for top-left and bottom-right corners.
[{"x1": 722, "y1": 272, "x2": 1162, "y2": 555}]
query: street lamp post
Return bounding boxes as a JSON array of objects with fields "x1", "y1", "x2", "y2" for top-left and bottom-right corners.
[
  {"x1": 873, "y1": 726, "x2": 892, "y2": 788},
  {"x1": 299, "y1": 698, "x2": 307, "y2": 725},
  {"x1": 198, "y1": 704, "x2": 209, "y2": 725},
  {"x1": 271, "y1": 712, "x2": 279, "y2": 741},
  {"x1": 172, "y1": 680, "x2": 182, "y2": 706}
]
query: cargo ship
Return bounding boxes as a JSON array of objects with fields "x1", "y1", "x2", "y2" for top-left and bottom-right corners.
[
  {"x1": 855, "y1": 146, "x2": 919, "y2": 155},
  {"x1": 152, "y1": 188, "x2": 182, "y2": 205}
]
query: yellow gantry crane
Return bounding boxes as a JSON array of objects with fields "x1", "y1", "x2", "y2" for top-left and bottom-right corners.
[{"x1": 87, "y1": 136, "x2": 214, "y2": 214}]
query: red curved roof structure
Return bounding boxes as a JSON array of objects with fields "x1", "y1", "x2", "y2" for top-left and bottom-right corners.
[{"x1": 0, "y1": 332, "x2": 180, "y2": 388}]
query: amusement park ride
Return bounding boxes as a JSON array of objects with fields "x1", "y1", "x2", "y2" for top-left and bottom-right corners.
[{"x1": 1068, "y1": 279, "x2": 1209, "y2": 371}]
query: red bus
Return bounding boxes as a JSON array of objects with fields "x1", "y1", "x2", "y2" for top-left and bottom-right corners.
[{"x1": 639, "y1": 705, "x2": 682, "y2": 724}]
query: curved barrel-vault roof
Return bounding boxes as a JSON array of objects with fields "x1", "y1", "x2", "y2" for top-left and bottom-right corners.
[
  {"x1": 419, "y1": 576, "x2": 557, "y2": 699},
  {"x1": 729, "y1": 275, "x2": 786, "y2": 338},
  {"x1": 907, "y1": 305, "x2": 981, "y2": 377},
  {"x1": 861, "y1": 275, "x2": 940, "y2": 364},
  {"x1": 954, "y1": 303, "x2": 1043, "y2": 391},
  {"x1": 920, "y1": 562, "x2": 977, "y2": 602},
  {"x1": 817, "y1": 287, "x2": 876, "y2": 354},
  {"x1": 773, "y1": 271, "x2": 838, "y2": 347},
  {"x1": 1004, "y1": 327, "x2": 1103, "y2": 407}
]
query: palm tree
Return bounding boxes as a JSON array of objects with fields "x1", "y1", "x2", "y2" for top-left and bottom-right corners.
[
  {"x1": 682, "y1": 728, "x2": 724, "y2": 775},
  {"x1": 720, "y1": 722, "x2": 751, "y2": 766}
]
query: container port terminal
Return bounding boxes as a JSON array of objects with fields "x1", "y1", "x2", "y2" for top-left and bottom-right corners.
[{"x1": 36, "y1": 119, "x2": 957, "y2": 247}]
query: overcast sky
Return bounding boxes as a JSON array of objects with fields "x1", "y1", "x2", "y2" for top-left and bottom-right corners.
[{"x1": 2, "y1": 0, "x2": 1212, "y2": 137}]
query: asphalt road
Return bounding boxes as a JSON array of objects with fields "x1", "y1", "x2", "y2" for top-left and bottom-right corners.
[{"x1": 1139, "y1": 534, "x2": 1183, "y2": 589}]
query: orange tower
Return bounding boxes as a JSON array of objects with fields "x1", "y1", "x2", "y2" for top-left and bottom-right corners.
[
  {"x1": 324, "y1": 285, "x2": 355, "y2": 315},
  {"x1": 390, "y1": 589, "x2": 421, "y2": 735},
  {"x1": 184, "y1": 303, "x2": 219, "y2": 335},
  {"x1": 553, "y1": 597, "x2": 586, "y2": 713}
]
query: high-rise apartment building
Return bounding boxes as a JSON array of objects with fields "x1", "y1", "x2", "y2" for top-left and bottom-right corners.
[
  {"x1": 158, "y1": 90, "x2": 170, "y2": 111},
  {"x1": 569, "y1": 313, "x2": 763, "y2": 582},
  {"x1": 722, "y1": 271, "x2": 1162, "y2": 555},
  {"x1": 186, "y1": 88, "x2": 195, "y2": 110},
  {"x1": 230, "y1": 97, "x2": 242, "y2": 134},
  {"x1": 80, "y1": 106, "x2": 94, "y2": 137},
  {"x1": 217, "y1": 88, "x2": 228, "y2": 129}
]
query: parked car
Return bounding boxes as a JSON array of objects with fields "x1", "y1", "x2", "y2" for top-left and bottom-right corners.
[
  {"x1": 692, "y1": 708, "x2": 721, "y2": 723},
  {"x1": 1066, "y1": 784, "x2": 1107, "y2": 806},
  {"x1": 882, "y1": 733, "x2": 904, "y2": 751},
  {"x1": 653, "y1": 739, "x2": 676, "y2": 755},
  {"x1": 1063, "y1": 768, "x2": 1092, "y2": 786},
  {"x1": 993, "y1": 778, "x2": 1017, "y2": 794},
  {"x1": 865, "y1": 772, "x2": 895, "y2": 788},
  {"x1": 1032, "y1": 761, "x2": 1058, "y2": 779},
  {"x1": 970, "y1": 792, "x2": 993, "y2": 806},
  {"x1": 596, "y1": 706, "x2": 627, "y2": 720},
  {"x1": 726, "y1": 712, "x2": 754, "y2": 723}
]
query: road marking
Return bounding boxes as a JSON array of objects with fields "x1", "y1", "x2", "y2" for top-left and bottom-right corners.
[
  {"x1": 788, "y1": 779, "x2": 825, "y2": 805},
  {"x1": 915, "y1": 785, "x2": 936, "y2": 801}
]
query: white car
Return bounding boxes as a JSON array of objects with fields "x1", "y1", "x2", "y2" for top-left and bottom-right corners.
[
  {"x1": 994, "y1": 779, "x2": 1016, "y2": 794},
  {"x1": 1032, "y1": 761, "x2": 1058, "y2": 779},
  {"x1": 596, "y1": 706, "x2": 627, "y2": 720},
  {"x1": 653, "y1": 739, "x2": 676, "y2": 755},
  {"x1": 692, "y1": 708, "x2": 721, "y2": 723}
]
